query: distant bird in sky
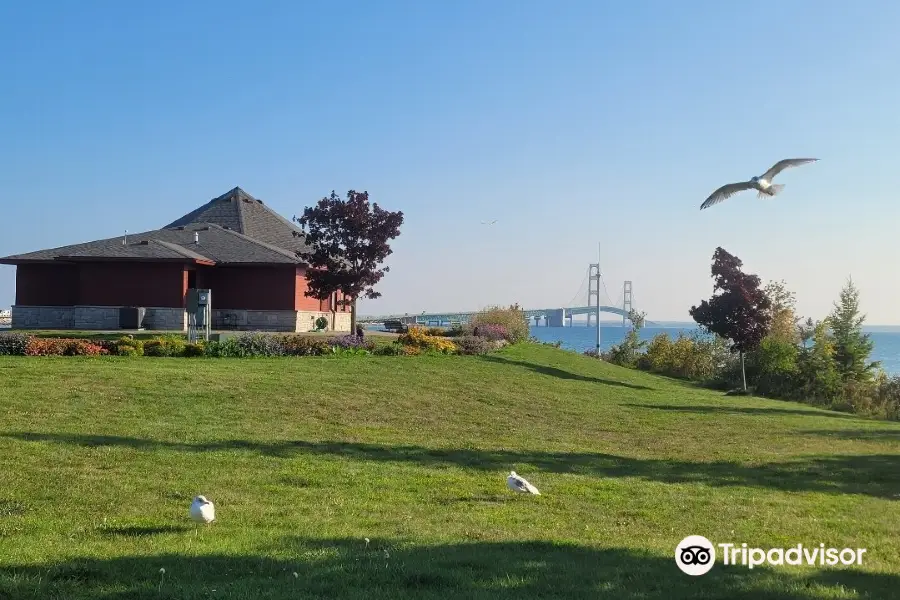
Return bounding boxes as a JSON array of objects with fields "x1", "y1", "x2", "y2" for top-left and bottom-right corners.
[
  {"x1": 507, "y1": 471, "x2": 540, "y2": 495},
  {"x1": 481, "y1": 220, "x2": 497, "y2": 225},
  {"x1": 190, "y1": 495, "x2": 215, "y2": 525},
  {"x1": 700, "y1": 158, "x2": 819, "y2": 210}
]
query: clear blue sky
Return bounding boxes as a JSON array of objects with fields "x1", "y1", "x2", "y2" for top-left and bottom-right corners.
[{"x1": 2, "y1": 1, "x2": 899, "y2": 323}]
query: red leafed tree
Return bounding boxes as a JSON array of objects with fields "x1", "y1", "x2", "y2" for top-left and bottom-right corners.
[
  {"x1": 294, "y1": 190, "x2": 403, "y2": 332},
  {"x1": 689, "y1": 247, "x2": 772, "y2": 391}
]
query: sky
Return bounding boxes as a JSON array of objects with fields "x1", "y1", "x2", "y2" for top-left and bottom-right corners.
[{"x1": 2, "y1": 1, "x2": 900, "y2": 323}]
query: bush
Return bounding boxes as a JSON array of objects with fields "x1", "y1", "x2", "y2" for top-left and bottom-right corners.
[
  {"x1": 638, "y1": 331, "x2": 730, "y2": 382},
  {"x1": 425, "y1": 327, "x2": 447, "y2": 337},
  {"x1": 113, "y1": 336, "x2": 144, "y2": 357},
  {"x1": 0, "y1": 333, "x2": 30, "y2": 356},
  {"x1": 328, "y1": 334, "x2": 375, "y2": 353},
  {"x1": 315, "y1": 316, "x2": 328, "y2": 331},
  {"x1": 469, "y1": 304, "x2": 528, "y2": 344},
  {"x1": 24, "y1": 337, "x2": 104, "y2": 356},
  {"x1": 471, "y1": 323, "x2": 508, "y2": 342},
  {"x1": 373, "y1": 343, "x2": 404, "y2": 356},
  {"x1": 25, "y1": 338, "x2": 70, "y2": 356},
  {"x1": 235, "y1": 332, "x2": 285, "y2": 357},
  {"x1": 282, "y1": 335, "x2": 331, "y2": 356},
  {"x1": 63, "y1": 340, "x2": 105, "y2": 356},
  {"x1": 454, "y1": 335, "x2": 495, "y2": 355},
  {"x1": 183, "y1": 342, "x2": 205, "y2": 357},
  {"x1": 144, "y1": 335, "x2": 187, "y2": 357},
  {"x1": 397, "y1": 326, "x2": 457, "y2": 354}
]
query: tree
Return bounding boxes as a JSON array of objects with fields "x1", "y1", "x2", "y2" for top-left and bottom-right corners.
[
  {"x1": 689, "y1": 247, "x2": 772, "y2": 392},
  {"x1": 295, "y1": 190, "x2": 404, "y2": 333},
  {"x1": 764, "y1": 280, "x2": 801, "y2": 344},
  {"x1": 828, "y1": 276, "x2": 879, "y2": 381}
]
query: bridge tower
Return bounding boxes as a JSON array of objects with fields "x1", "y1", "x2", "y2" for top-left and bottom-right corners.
[
  {"x1": 587, "y1": 264, "x2": 600, "y2": 328},
  {"x1": 622, "y1": 280, "x2": 633, "y2": 326}
]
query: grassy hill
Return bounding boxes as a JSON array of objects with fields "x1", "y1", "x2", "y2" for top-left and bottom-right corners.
[{"x1": 0, "y1": 344, "x2": 898, "y2": 599}]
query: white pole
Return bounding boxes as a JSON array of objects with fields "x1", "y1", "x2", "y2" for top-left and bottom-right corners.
[{"x1": 596, "y1": 243, "x2": 601, "y2": 356}]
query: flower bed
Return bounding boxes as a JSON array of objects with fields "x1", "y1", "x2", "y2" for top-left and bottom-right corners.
[{"x1": 0, "y1": 330, "x2": 507, "y2": 358}]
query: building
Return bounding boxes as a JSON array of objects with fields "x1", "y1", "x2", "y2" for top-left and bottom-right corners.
[{"x1": 0, "y1": 187, "x2": 351, "y2": 332}]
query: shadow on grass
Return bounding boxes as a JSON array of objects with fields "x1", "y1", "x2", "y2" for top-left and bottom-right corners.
[
  {"x1": 624, "y1": 403, "x2": 868, "y2": 421},
  {"x1": 99, "y1": 525, "x2": 192, "y2": 537},
  {"x1": 5, "y1": 432, "x2": 899, "y2": 500},
  {"x1": 1, "y1": 539, "x2": 897, "y2": 599},
  {"x1": 479, "y1": 355, "x2": 654, "y2": 390},
  {"x1": 798, "y1": 429, "x2": 900, "y2": 441}
]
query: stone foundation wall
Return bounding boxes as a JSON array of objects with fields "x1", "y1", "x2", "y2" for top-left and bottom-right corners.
[
  {"x1": 332, "y1": 312, "x2": 352, "y2": 332},
  {"x1": 144, "y1": 308, "x2": 187, "y2": 331},
  {"x1": 12, "y1": 306, "x2": 74, "y2": 329},
  {"x1": 73, "y1": 306, "x2": 120, "y2": 330},
  {"x1": 211, "y1": 309, "x2": 352, "y2": 332},
  {"x1": 11, "y1": 305, "x2": 186, "y2": 331}
]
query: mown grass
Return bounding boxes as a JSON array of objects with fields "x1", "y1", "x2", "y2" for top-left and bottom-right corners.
[{"x1": 0, "y1": 344, "x2": 898, "y2": 599}]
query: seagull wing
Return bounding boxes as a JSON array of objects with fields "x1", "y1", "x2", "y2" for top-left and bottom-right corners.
[
  {"x1": 760, "y1": 158, "x2": 818, "y2": 181},
  {"x1": 700, "y1": 181, "x2": 755, "y2": 210}
]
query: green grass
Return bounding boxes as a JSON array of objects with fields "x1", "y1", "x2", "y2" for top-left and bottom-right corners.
[{"x1": 0, "y1": 344, "x2": 898, "y2": 599}]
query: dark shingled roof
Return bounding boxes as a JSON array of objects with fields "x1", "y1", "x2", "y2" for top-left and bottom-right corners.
[{"x1": 0, "y1": 187, "x2": 310, "y2": 266}]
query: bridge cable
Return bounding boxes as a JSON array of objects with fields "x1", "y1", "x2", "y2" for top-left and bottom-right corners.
[{"x1": 566, "y1": 269, "x2": 590, "y2": 308}]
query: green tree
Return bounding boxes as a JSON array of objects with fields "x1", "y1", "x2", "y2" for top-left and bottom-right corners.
[
  {"x1": 603, "y1": 309, "x2": 647, "y2": 367},
  {"x1": 828, "y1": 277, "x2": 879, "y2": 382},
  {"x1": 764, "y1": 280, "x2": 800, "y2": 344}
]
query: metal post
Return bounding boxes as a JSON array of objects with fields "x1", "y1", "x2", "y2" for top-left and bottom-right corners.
[{"x1": 596, "y1": 243, "x2": 601, "y2": 355}]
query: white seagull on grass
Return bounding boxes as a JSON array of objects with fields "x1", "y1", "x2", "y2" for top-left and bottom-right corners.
[
  {"x1": 700, "y1": 158, "x2": 819, "y2": 210},
  {"x1": 190, "y1": 495, "x2": 215, "y2": 525},
  {"x1": 507, "y1": 471, "x2": 540, "y2": 495}
]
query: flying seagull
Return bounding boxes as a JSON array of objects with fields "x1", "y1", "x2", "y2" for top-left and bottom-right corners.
[
  {"x1": 190, "y1": 495, "x2": 215, "y2": 525},
  {"x1": 481, "y1": 220, "x2": 497, "y2": 225},
  {"x1": 507, "y1": 471, "x2": 540, "y2": 495},
  {"x1": 700, "y1": 158, "x2": 819, "y2": 210}
]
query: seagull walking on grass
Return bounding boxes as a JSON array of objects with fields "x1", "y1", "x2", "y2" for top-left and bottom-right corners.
[
  {"x1": 190, "y1": 495, "x2": 215, "y2": 525},
  {"x1": 507, "y1": 471, "x2": 540, "y2": 495},
  {"x1": 700, "y1": 158, "x2": 819, "y2": 210}
]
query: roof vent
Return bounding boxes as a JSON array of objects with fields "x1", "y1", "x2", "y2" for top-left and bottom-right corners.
[
  {"x1": 139, "y1": 240, "x2": 149, "y2": 246},
  {"x1": 194, "y1": 232, "x2": 200, "y2": 244},
  {"x1": 175, "y1": 226, "x2": 185, "y2": 230},
  {"x1": 256, "y1": 199, "x2": 263, "y2": 204}
]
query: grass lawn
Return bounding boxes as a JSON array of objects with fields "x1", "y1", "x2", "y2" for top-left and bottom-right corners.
[{"x1": 0, "y1": 344, "x2": 898, "y2": 599}]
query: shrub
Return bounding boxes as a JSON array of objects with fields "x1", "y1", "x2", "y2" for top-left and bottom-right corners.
[
  {"x1": 144, "y1": 335, "x2": 187, "y2": 357},
  {"x1": 397, "y1": 326, "x2": 457, "y2": 354},
  {"x1": 113, "y1": 336, "x2": 144, "y2": 357},
  {"x1": 749, "y1": 337, "x2": 799, "y2": 397},
  {"x1": 183, "y1": 342, "x2": 205, "y2": 357},
  {"x1": 469, "y1": 304, "x2": 528, "y2": 343},
  {"x1": 282, "y1": 335, "x2": 330, "y2": 356},
  {"x1": 471, "y1": 323, "x2": 508, "y2": 342},
  {"x1": 373, "y1": 343, "x2": 404, "y2": 356},
  {"x1": 425, "y1": 327, "x2": 447, "y2": 337},
  {"x1": 0, "y1": 333, "x2": 30, "y2": 356},
  {"x1": 235, "y1": 332, "x2": 285, "y2": 357},
  {"x1": 25, "y1": 338, "x2": 70, "y2": 356},
  {"x1": 24, "y1": 337, "x2": 104, "y2": 356},
  {"x1": 63, "y1": 340, "x2": 105, "y2": 356},
  {"x1": 315, "y1": 316, "x2": 328, "y2": 331},
  {"x1": 454, "y1": 335, "x2": 494, "y2": 355},
  {"x1": 328, "y1": 334, "x2": 375, "y2": 352},
  {"x1": 871, "y1": 373, "x2": 900, "y2": 421}
]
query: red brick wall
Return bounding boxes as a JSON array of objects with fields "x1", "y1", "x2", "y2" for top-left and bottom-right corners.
[
  {"x1": 77, "y1": 263, "x2": 187, "y2": 307},
  {"x1": 295, "y1": 268, "x2": 351, "y2": 312},
  {"x1": 205, "y1": 266, "x2": 296, "y2": 310},
  {"x1": 15, "y1": 264, "x2": 79, "y2": 306}
]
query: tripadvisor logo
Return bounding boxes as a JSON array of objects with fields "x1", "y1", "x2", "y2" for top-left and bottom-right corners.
[{"x1": 675, "y1": 535, "x2": 867, "y2": 575}]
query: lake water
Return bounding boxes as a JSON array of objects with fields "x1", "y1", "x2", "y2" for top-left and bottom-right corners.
[{"x1": 527, "y1": 324, "x2": 900, "y2": 376}]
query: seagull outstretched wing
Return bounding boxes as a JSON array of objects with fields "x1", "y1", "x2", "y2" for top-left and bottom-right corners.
[
  {"x1": 700, "y1": 181, "x2": 755, "y2": 210},
  {"x1": 761, "y1": 158, "x2": 818, "y2": 181}
]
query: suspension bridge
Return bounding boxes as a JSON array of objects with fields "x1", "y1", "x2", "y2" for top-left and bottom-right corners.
[{"x1": 360, "y1": 262, "x2": 650, "y2": 328}]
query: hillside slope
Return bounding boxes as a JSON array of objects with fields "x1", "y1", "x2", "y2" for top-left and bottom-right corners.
[{"x1": 0, "y1": 344, "x2": 898, "y2": 599}]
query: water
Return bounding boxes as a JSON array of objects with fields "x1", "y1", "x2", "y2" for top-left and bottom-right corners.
[{"x1": 527, "y1": 324, "x2": 900, "y2": 376}]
